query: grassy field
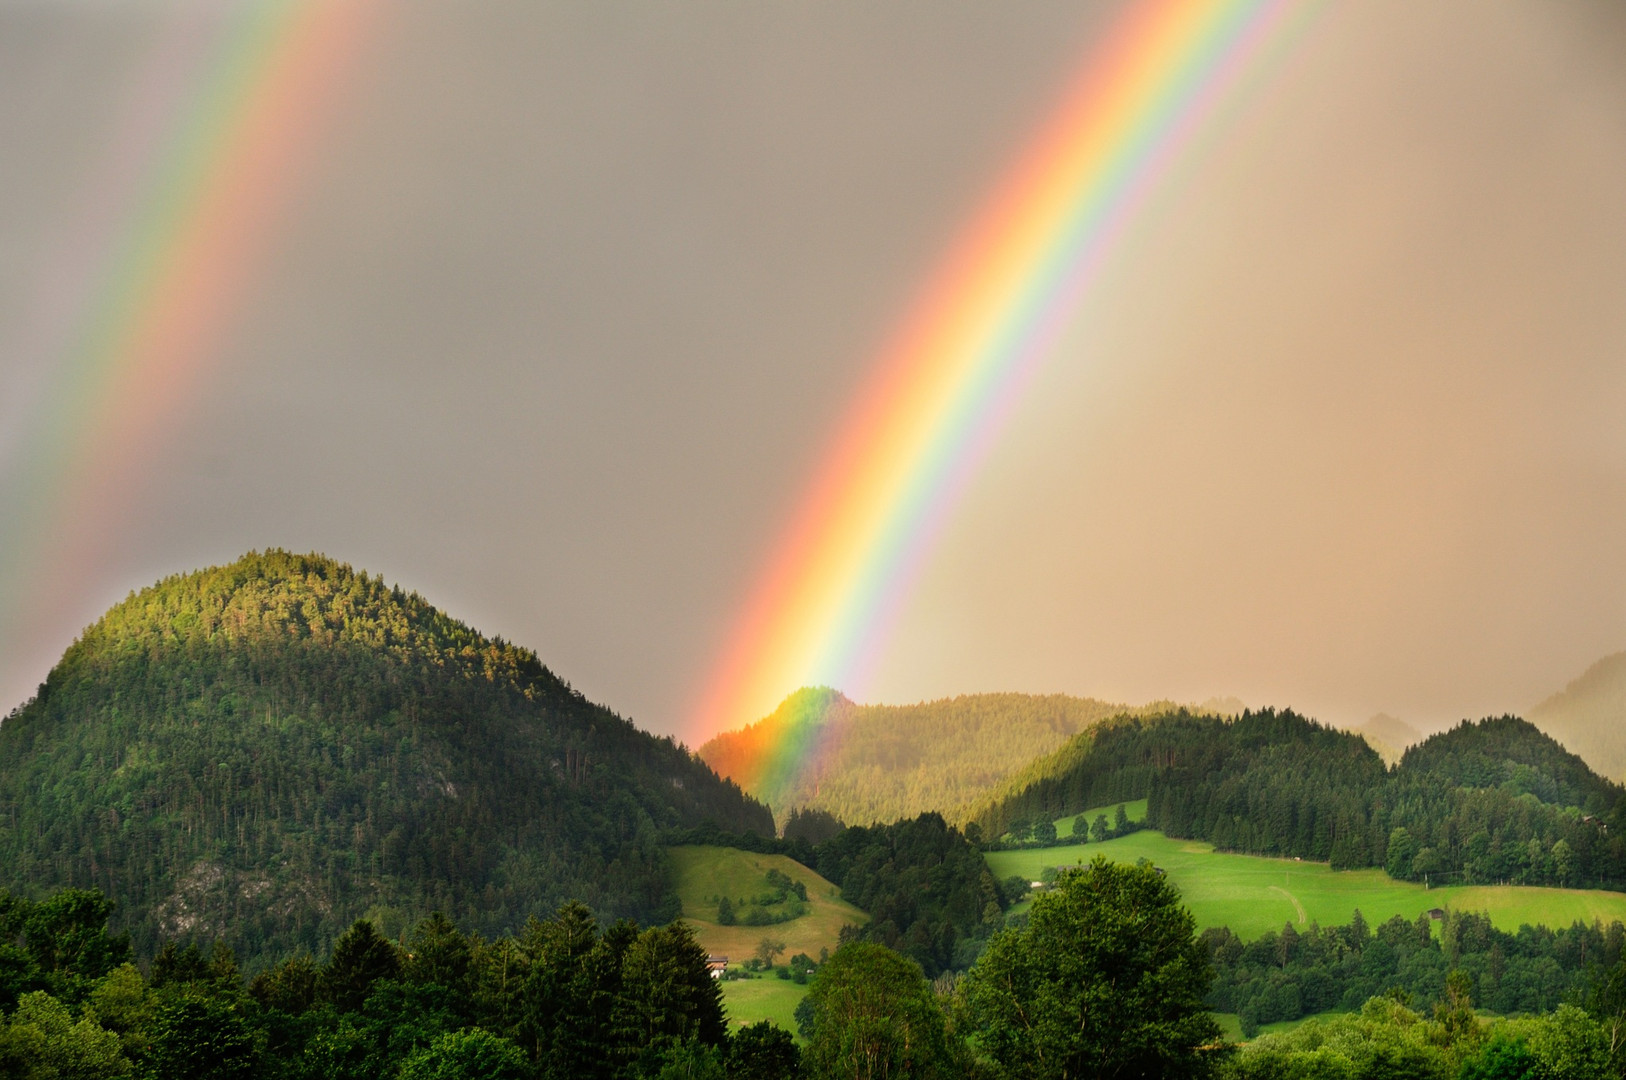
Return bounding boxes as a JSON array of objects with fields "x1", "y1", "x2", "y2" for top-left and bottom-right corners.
[
  {"x1": 668, "y1": 845, "x2": 866, "y2": 966},
  {"x1": 1052, "y1": 798, "x2": 1148, "y2": 839},
  {"x1": 1212, "y1": 1010, "x2": 1344, "y2": 1042},
  {"x1": 987, "y1": 829, "x2": 1626, "y2": 939},
  {"x1": 719, "y1": 977, "x2": 809, "y2": 1037}
]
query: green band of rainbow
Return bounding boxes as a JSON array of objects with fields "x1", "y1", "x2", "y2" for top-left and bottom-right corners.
[
  {"x1": 0, "y1": 1, "x2": 375, "y2": 669},
  {"x1": 692, "y1": 0, "x2": 1318, "y2": 765}
]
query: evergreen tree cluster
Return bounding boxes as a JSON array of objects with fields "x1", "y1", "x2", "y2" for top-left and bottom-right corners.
[
  {"x1": 808, "y1": 813, "x2": 1010, "y2": 976},
  {"x1": 779, "y1": 807, "x2": 844, "y2": 845},
  {"x1": 1206, "y1": 909, "x2": 1626, "y2": 1035},
  {"x1": 0, "y1": 552, "x2": 771, "y2": 970},
  {"x1": 977, "y1": 708, "x2": 1626, "y2": 888},
  {"x1": 0, "y1": 885, "x2": 803, "y2": 1079}
]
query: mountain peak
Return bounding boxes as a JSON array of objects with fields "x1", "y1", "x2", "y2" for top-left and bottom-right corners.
[
  {"x1": 0, "y1": 552, "x2": 770, "y2": 965},
  {"x1": 37, "y1": 549, "x2": 564, "y2": 711}
]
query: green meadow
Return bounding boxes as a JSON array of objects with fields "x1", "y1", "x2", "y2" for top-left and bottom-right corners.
[
  {"x1": 668, "y1": 845, "x2": 865, "y2": 963},
  {"x1": 1050, "y1": 798, "x2": 1149, "y2": 838},
  {"x1": 719, "y1": 977, "x2": 809, "y2": 1039},
  {"x1": 1212, "y1": 1010, "x2": 1345, "y2": 1043},
  {"x1": 987, "y1": 824, "x2": 1626, "y2": 939}
]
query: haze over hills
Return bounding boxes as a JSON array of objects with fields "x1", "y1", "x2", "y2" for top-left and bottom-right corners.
[
  {"x1": 1532, "y1": 652, "x2": 1626, "y2": 783},
  {"x1": 1353, "y1": 712, "x2": 1423, "y2": 765},
  {"x1": 0, "y1": 551, "x2": 770, "y2": 966},
  {"x1": 698, "y1": 687, "x2": 1242, "y2": 827},
  {"x1": 699, "y1": 688, "x2": 1131, "y2": 826}
]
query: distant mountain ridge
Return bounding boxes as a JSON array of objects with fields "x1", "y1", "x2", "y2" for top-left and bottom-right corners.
[
  {"x1": 1532, "y1": 651, "x2": 1626, "y2": 782},
  {"x1": 1354, "y1": 712, "x2": 1422, "y2": 765},
  {"x1": 698, "y1": 688, "x2": 1237, "y2": 827},
  {"x1": 0, "y1": 551, "x2": 770, "y2": 967}
]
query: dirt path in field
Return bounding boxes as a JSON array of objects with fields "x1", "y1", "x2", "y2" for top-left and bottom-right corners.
[{"x1": 1268, "y1": 885, "x2": 1307, "y2": 924}]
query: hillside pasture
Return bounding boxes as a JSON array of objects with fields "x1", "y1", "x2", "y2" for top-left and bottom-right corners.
[
  {"x1": 986, "y1": 829, "x2": 1626, "y2": 939},
  {"x1": 667, "y1": 845, "x2": 865, "y2": 964}
]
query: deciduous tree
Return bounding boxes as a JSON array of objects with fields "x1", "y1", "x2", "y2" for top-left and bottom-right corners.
[
  {"x1": 961, "y1": 856, "x2": 1224, "y2": 1080},
  {"x1": 802, "y1": 942, "x2": 953, "y2": 1080}
]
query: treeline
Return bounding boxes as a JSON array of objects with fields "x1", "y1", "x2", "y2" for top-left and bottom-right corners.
[
  {"x1": 980, "y1": 801, "x2": 1144, "y2": 849},
  {"x1": 0, "y1": 552, "x2": 771, "y2": 971},
  {"x1": 1206, "y1": 909, "x2": 1626, "y2": 1035},
  {"x1": 977, "y1": 709, "x2": 1626, "y2": 889},
  {"x1": 780, "y1": 807, "x2": 844, "y2": 845},
  {"x1": 806, "y1": 813, "x2": 1010, "y2": 976}
]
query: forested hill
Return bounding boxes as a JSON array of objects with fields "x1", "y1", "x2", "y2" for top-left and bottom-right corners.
[
  {"x1": 698, "y1": 687, "x2": 1169, "y2": 825},
  {"x1": 976, "y1": 708, "x2": 1626, "y2": 890},
  {"x1": 0, "y1": 551, "x2": 770, "y2": 967}
]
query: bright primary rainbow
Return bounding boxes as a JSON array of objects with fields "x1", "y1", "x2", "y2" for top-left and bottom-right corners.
[
  {"x1": 691, "y1": 0, "x2": 1315, "y2": 773},
  {"x1": 0, "y1": 1, "x2": 374, "y2": 656}
]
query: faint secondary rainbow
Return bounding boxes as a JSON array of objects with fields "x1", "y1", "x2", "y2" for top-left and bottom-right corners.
[
  {"x1": 0, "y1": 2, "x2": 376, "y2": 679},
  {"x1": 691, "y1": 0, "x2": 1314, "y2": 765}
]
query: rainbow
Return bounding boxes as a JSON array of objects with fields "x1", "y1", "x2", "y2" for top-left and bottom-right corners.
[
  {"x1": 691, "y1": 0, "x2": 1315, "y2": 754},
  {"x1": 0, "y1": 2, "x2": 375, "y2": 661}
]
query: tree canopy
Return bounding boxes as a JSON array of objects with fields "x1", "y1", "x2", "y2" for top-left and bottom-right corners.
[
  {"x1": 801, "y1": 942, "x2": 955, "y2": 1080},
  {"x1": 963, "y1": 856, "x2": 1225, "y2": 1080}
]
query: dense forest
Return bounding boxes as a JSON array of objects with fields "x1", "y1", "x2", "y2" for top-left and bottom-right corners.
[
  {"x1": 0, "y1": 552, "x2": 771, "y2": 970},
  {"x1": 0, "y1": 885, "x2": 793, "y2": 1079},
  {"x1": 0, "y1": 861, "x2": 1239, "y2": 1080},
  {"x1": 698, "y1": 686, "x2": 1220, "y2": 826},
  {"x1": 14, "y1": 875, "x2": 1626, "y2": 1080},
  {"x1": 976, "y1": 708, "x2": 1626, "y2": 889},
  {"x1": 805, "y1": 813, "x2": 1008, "y2": 977},
  {"x1": 1206, "y1": 909, "x2": 1626, "y2": 1034}
]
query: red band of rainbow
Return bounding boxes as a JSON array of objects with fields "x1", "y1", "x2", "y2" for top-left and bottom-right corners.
[{"x1": 690, "y1": 0, "x2": 1318, "y2": 750}]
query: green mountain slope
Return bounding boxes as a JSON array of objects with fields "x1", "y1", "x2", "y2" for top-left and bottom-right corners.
[
  {"x1": 1532, "y1": 651, "x2": 1626, "y2": 782},
  {"x1": 0, "y1": 551, "x2": 770, "y2": 965},
  {"x1": 975, "y1": 708, "x2": 1626, "y2": 890},
  {"x1": 698, "y1": 688, "x2": 1156, "y2": 826}
]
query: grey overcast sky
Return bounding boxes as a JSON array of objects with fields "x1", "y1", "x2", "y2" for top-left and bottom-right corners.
[{"x1": 3, "y1": 1, "x2": 1625, "y2": 743}]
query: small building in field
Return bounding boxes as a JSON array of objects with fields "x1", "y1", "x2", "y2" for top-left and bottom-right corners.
[
  {"x1": 706, "y1": 955, "x2": 728, "y2": 979},
  {"x1": 1427, "y1": 908, "x2": 1445, "y2": 920}
]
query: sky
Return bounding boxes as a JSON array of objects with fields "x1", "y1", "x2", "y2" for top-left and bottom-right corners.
[{"x1": 2, "y1": 0, "x2": 1624, "y2": 745}]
